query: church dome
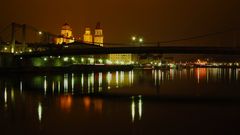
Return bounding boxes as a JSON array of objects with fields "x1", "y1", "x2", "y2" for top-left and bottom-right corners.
[{"x1": 62, "y1": 23, "x2": 72, "y2": 30}]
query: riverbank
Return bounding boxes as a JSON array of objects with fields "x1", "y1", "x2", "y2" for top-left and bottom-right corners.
[{"x1": 0, "y1": 65, "x2": 133, "y2": 74}]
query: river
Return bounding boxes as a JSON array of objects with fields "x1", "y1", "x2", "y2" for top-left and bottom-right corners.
[{"x1": 1, "y1": 68, "x2": 240, "y2": 135}]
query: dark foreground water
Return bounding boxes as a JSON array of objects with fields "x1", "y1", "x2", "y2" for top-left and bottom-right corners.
[{"x1": 1, "y1": 68, "x2": 240, "y2": 135}]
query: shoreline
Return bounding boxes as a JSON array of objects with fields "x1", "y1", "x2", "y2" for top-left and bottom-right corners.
[{"x1": 0, "y1": 65, "x2": 134, "y2": 74}]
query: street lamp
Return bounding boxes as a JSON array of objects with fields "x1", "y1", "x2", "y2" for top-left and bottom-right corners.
[
  {"x1": 38, "y1": 31, "x2": 42, "y2": 35},
  {"x1": 132, "y1": 36, "x2": 136, "y2": 41},
  {"x1": 139, "y1": 38, "x2": 143, "y2": 43}
]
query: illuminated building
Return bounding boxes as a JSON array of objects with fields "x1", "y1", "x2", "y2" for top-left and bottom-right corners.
[
  {"x1": 55, "y1": 23, "x2": 74, "y2": 44},
  {"x1": 83, "y1": 27, "x2": 93, "y2": 44},
  {"x1": 109, "y1": 54, "x2": 136, "y2": 64},
  {"x1": 94, "y1": 22, "x2": 104, "y2": 46}
]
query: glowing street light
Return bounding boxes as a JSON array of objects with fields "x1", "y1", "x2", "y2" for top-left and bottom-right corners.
[
  {"x1": 139, "y1": 38, "x2": 143, "y2": 43},
  {"x1": 63, "y1": 57, "x2": 69, "y2": 62},
  {"x1": 38, "y1": 31, "x2": 42, "y2": 35},
  {"x1": 132, "y1": 36, "x2": 136, "y2": 41},
  {"x1": 99, "y1": 59, "x2": 103, "y2": 64}
]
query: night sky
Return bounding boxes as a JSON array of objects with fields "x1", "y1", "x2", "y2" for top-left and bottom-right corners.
[{"x1": 0, "y1": 0, "x2": 239, "y2": 43}]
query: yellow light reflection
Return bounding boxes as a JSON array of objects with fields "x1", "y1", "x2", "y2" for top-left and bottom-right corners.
[
  {"x1": 88, "y1": 74, "x2": 91, "y2": 93},
  {"x1": 154, "y1": 70, "x2": 157, "y2": 85},
  {"x1": 236, "y1": 69, "x2": 239, "y2": 81},
  {"x1": 81, "y1": 74, "x2": 84, "y2": 93},
  {"x1": 138, "y1": 96, "x2": 143, "y2": 120},
  {"x1": 44, "y1": 76, "x2": 47, "y2": 95},
  {"x1": 64, "y1": 74, "x2": 68, "y2": 93},
  {"x1": 58, "y1": 81, "x2": 61, "y2": 94},
  {"x1": 38, "y1": 102, "x2": 43, "y2": 122},
  {"x1": 91, "y1": 73, "x2": 94, "y2": 93},
  {"x1": 107, "y1": 72, "x2": 112, "y2": 90},
  {"x1": 116, "y1": 71, "x2": 119, "y2": 88},
  {"x1": 52, "y1": 82, "x2": 55, "y2": 94},
  {"x1": 170, "y1": 69, "x2": 174, "y2": 80},
  {"x1": 11, "y1": 89, "x2": 14, "y2": 102},
  {"x1": 131, "y1": 97, "x2": 135, "y2": 123},
  {"x1": 131, "y1": 71, "x2": 134, "y2": 84},
  {"x1": 71, "y1": 73, "x2": 75, "y2": 93},
  {"x1": 120, "y1": 71, "x2": 124, "y2": 84},
  {"x1": 129, "y1": 71, "x2": 132, "y2": 85},
  {"x1": 4, "y1": 87, "x2": 7, "y2": 107},
  {"x1": 99, "y1": 72, "x2": 103, "y2": 92}
]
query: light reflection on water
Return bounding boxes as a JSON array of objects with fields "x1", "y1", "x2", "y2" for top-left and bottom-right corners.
[
  {"x1": 1, "y1": 68, "x2": 240, "y2": 101},
  {"x1": 1, "y1": 68, "x2": 240, "y2": 134}
]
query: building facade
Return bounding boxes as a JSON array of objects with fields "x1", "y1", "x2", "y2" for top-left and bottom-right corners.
[
  {"x1": 55, "y1": 23, "x2": 75, "y2": 44},
  {"x1": 109, "y1": 54, "x2": 137, "y2": 65},
  {"x1": 83, "y1": 27, "x2": 93, "y2": 44},
  {"x1": 93, "y1": 22, "x2": 104, "y2": 47}
]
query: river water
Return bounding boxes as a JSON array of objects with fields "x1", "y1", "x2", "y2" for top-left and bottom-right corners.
[{"x1": 1, "y1": 68, "x2": 240, "y2": 135}]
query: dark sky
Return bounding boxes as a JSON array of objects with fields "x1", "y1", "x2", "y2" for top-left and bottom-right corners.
[{"x1": 0, "y1": 0, "x2": 239, "y2": 43}]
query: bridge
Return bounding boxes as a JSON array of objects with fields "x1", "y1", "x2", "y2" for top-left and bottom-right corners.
[
  {"x1": 15, "y1": 45, "x2": 240, "y2": 58},
  {"x1": 1, "y1": 22, "x2": 240, "y2": 58}
]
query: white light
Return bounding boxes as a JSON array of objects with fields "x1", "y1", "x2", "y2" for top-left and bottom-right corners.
[
  {"x1": 132, "y1": 36, "x2": 136, "y2": 41},
  {"x1": 38, "y1": 31, "x2": 42, "y2": 35},
  {"x1": 38, "y1": 102, "x2": 43, "y2": 122},
  {"x1": 99, "y1": 59, "x2": 103, "y2": 63},
  {"x1": 4, "y1": 88, "x2": 7, "y2": 104},
  {"x1": 106, "y1": 60, "x2": 112, "y2": 65},
  {"x1": 43, "y1": 58, "x2": 47, "y2": 61},
  {"x1": 4, "y1": 47, "x2": 7, "y2": 51},
  {"x1": 138, "y1": 96, "x2": 143, "y2": 120},
  {"x1": 44, "y1": 76, "x2": 47, "y2": 95},
  {"x1": 29, "y1": 49, "x2": 32, "y2": 52},
  {"x1": 139, "y1": 38, "x2": 143, "y2": 43},
  {"x1": 63, "y1": 57, "x2": 69, "y2": 62},
  {"x1": 89, "y1": 58, "x2": 94, "y2": 64},
  {"x1": 64, "y1": 74, "x2": 68, "y2": 93},
  {"x1": 131, "y1": 98, "x2": 135, "y2": 123},
  {"x1": 71, "y1": 57, "x2": 75, "y2": 61}
]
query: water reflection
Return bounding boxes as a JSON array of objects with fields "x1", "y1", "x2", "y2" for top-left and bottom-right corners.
[
  {"x1": 4, "y1": 87, "x2": 7, "y2": 108},
  {"x1": 44, "y1": 76, "x2": 47, "y2": 95},
  {"x1": 0, "y1": 68, "x2": 240, "y2": 134},
  {"x1": 152, "y1": 68, "x2": 240, "y2": 86},
  {"x1": 131, "y1": 96, "x2": 143, "y2": 123},
  {"x1": 0, "y1": 68, "x2": 239, "y2": 98},
  {"x1": 38, "y1": 102, "x2": 43, "y2": 122},
  {"x1": 60, "y1": 95, "x2": 72, "y2": 112},
  {"x1": 20, "y1": 81, "x2": 23, "y2": 93}
]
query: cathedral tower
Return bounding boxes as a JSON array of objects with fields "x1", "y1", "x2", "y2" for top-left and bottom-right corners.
[
  {"x1": 94, "y1": 22, "x2": 104, "y2": 46},
  {"x1": 83, "y1": 27, "x2": 93, "y2": 44}
]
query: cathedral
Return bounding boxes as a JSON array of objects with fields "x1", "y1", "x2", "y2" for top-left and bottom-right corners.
[
  {"x1": 55, "y1": 22, "x2": 104, "y2": 46},
  {"x1": 55, "y1": 23, "x2": 74, "y2": 44}
]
